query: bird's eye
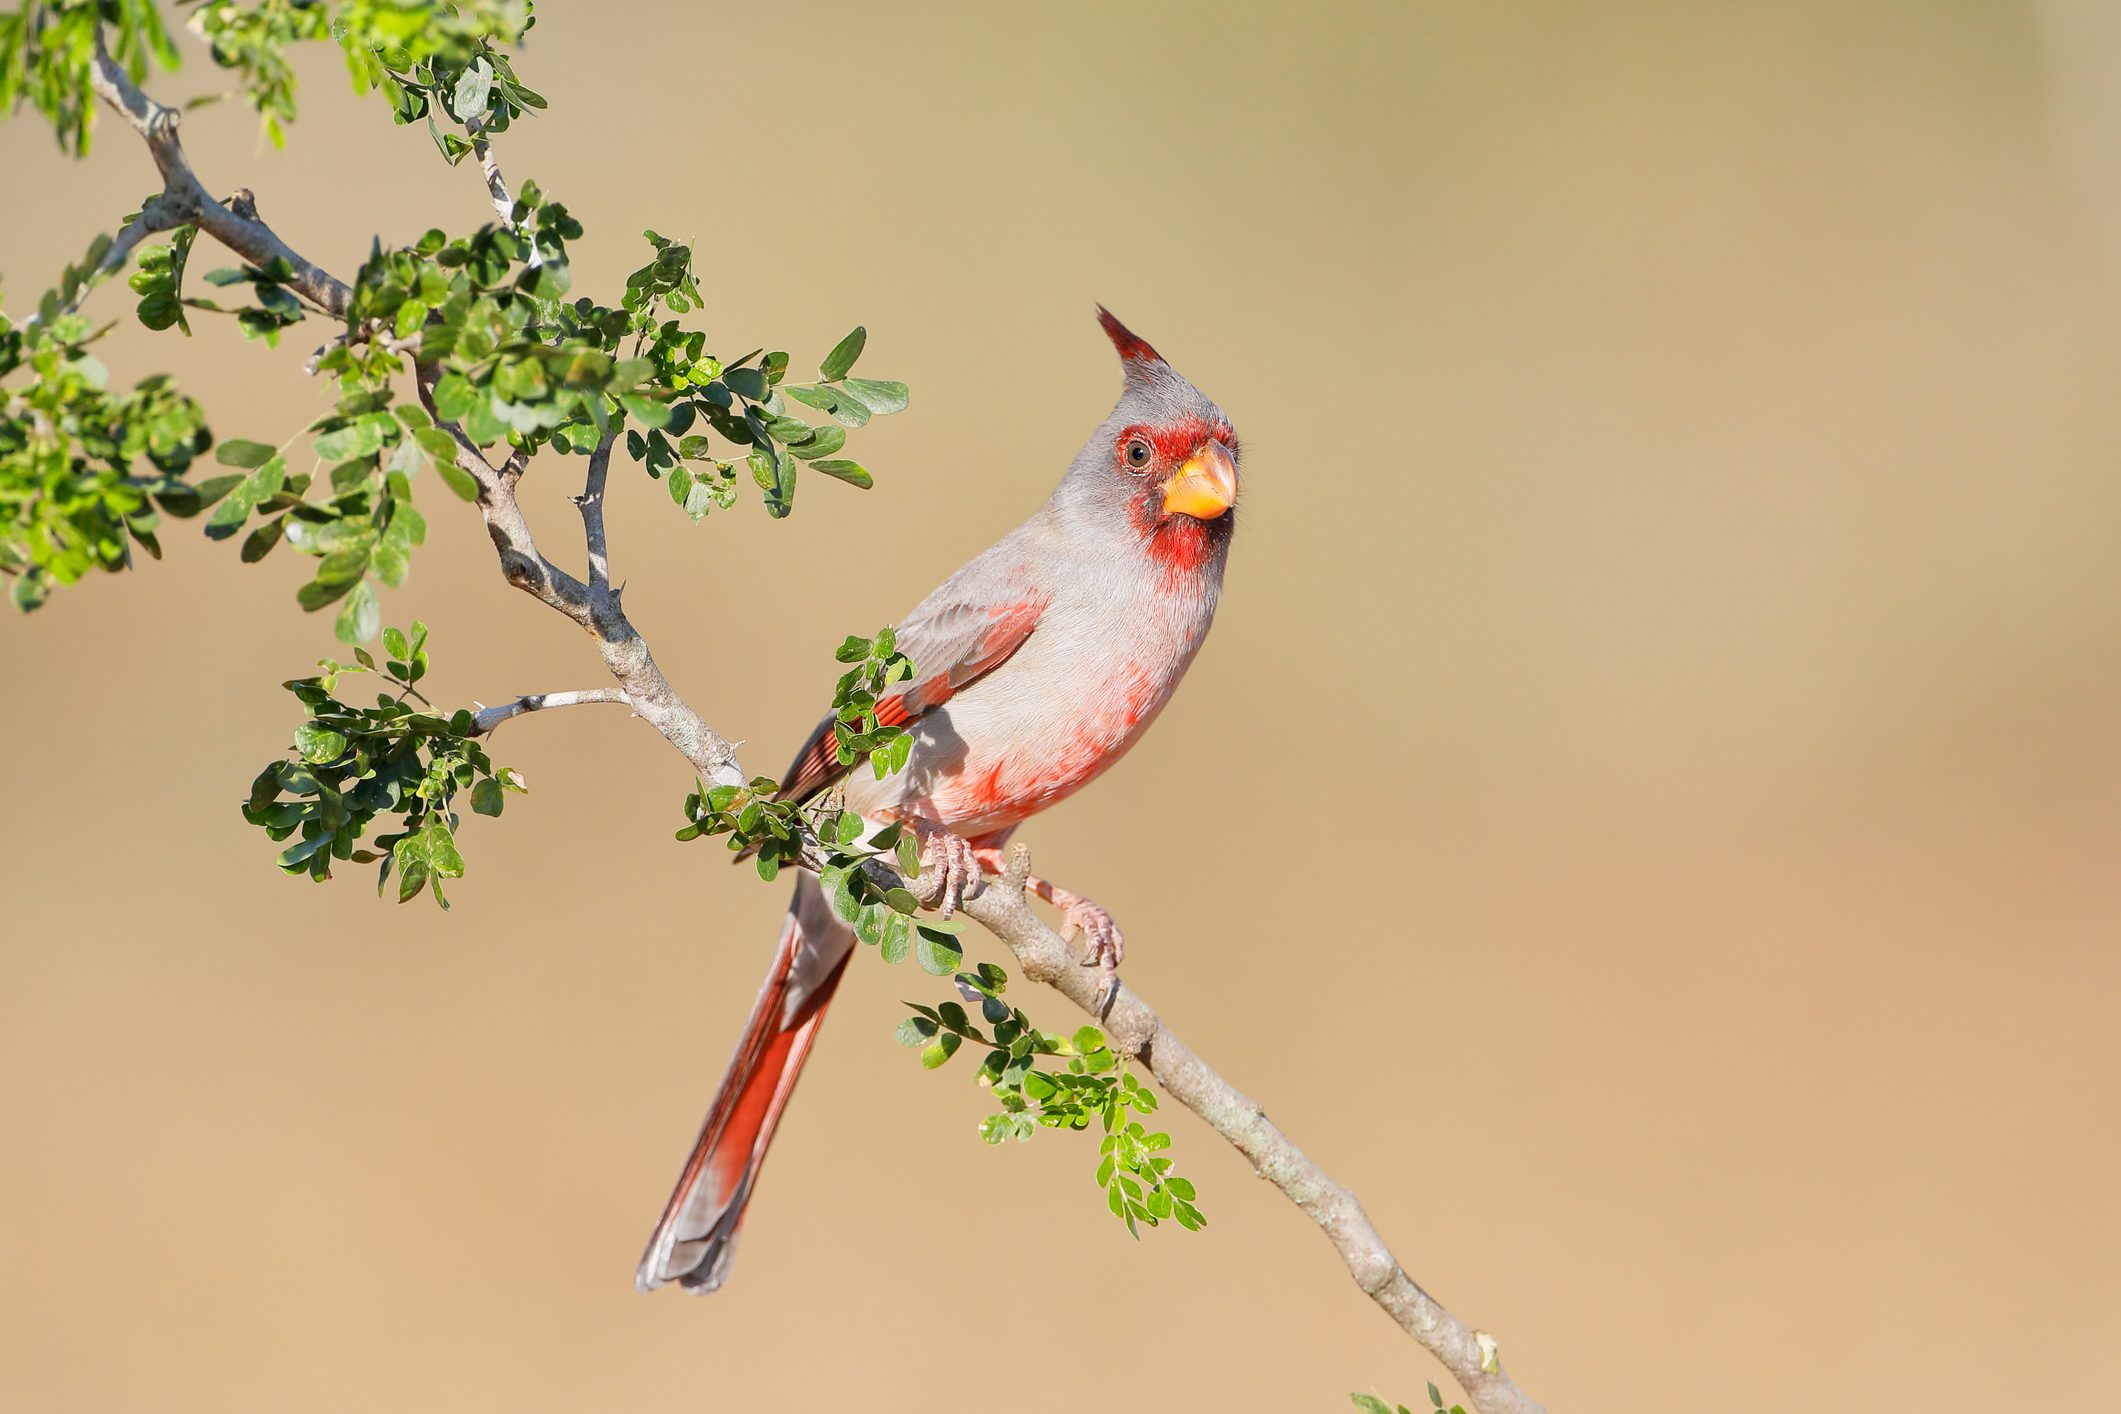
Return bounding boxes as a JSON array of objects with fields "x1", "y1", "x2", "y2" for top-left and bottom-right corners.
[{"x1": 1124, "y1": 438, "x2": 1152, "y2": 471}]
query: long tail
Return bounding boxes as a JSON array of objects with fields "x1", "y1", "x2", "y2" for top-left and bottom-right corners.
[{"x1": 637, "y1": 874, "x2": 855, "y2": 1293}]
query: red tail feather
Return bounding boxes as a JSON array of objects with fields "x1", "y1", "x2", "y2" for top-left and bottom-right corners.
[{"x1": 637, "y1": 879, "x2": 853, "y2": 1293}]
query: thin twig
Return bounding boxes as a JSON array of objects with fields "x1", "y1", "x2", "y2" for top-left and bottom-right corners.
[
  {"x1": 304, "y1": 325, "x2": 418, "y2": 376},
  {"x1": 69, "y1": 192, "x2": 187, "y2": 313},
  {"x1": 409, "y1": 364, "x2": 590, "y2": 616},
  {"x1": 956, "y1": 848, "x2": 1546, "y2": 1414},
  {"x1": 577, "y1": 431, "x2": 615, "y2": 595},
  {"x1": 465, "y1": 114, "x2": 515, "y2": 227},
  {"x1": 471, "y1": 688, "x2": 631, "y2": 736}
]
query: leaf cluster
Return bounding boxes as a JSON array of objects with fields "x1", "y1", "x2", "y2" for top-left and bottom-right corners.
[
  {"x1": 186, "y1": 0, "x2": 536, "y2": 152},
  {"x1": 344, "y1": 191, "x2": 907, "y2": 528},
  {"x1": 130, "y1": 221, "x2": 317, "y2": 347},
  {"x1": 337, "y1": 0, "x2": 537, "y2": 138},
  {"x1": 597, "y1": 262, "x2": 907, "y2": 522},
  {"x1": 8, "y1": 10, "x2": 906, "y2": 629},
  {"x1": 183, "y1": 252, "x2": 311, "y2": 346},
  {"x1": 900, "y1": 963, "x2": 1207, "y2": 1237},
  {"x1": 186, "y1": 0, "x2": 331, "y2": 148},
  {"x1": 0, "y1": 272, "x2": 216, "y2": 609},
  {"x1": 819, "y1": 838, "x2": 953, "y2": 966},
  {"x1": 673, "y1": 773, "x2": 916, "y2": 888},
  {"x1": 240, "y1": 621, "x2": 524, "y2": 907},
  {"x1": 1, "y1": 0, "x2": 178, "y2": 155},
  {"x1": 827, "y1": 626, "x2": 916, "y2": 776},
  {"x1": 186, "y1": 408, "x2": 435, "y2": 644},
  {"x1": 674, "y1": 627, "x2": 918, "y2": 874}
]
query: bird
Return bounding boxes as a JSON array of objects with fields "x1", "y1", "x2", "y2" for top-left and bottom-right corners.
[{"x1": 636, "y1": 307, "x2": 1241, "y2": 1294}]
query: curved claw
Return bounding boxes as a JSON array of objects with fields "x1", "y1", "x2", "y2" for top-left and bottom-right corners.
[
  {"x1": 913, "y1": 824, "x2": 979, "y2": 919},
  {"x1": 1064, "y1": 899, "x2": 1125, "y2": 1003}
]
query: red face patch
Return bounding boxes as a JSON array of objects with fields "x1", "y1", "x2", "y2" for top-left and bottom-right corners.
[
  {"x1": 1116, "y1": 416, "x2": 1239, "y2": 578},
  {"x1": 1112, "y1": 416, "x2": 1237, "y2": 475}
]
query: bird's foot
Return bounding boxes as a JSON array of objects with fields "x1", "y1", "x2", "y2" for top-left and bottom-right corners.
[
  {"x1": 1063, "y1": 896, "x2": 1125, "y2": 1008},
  {"x1": 910, "y1": 822, "x2": 979, "y2": 920}
]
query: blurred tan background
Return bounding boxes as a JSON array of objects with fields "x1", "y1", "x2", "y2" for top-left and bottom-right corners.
[{"x1": 5, "y1": 1, "x2": 2121, "y2": 1409}]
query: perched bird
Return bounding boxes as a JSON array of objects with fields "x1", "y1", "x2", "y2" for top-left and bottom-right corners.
[{"x1": 637, "y1": 308, "x2": 1241, "y2": 1293}]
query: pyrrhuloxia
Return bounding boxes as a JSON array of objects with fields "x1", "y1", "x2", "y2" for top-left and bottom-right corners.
[{"x1": 638, "y1": 309, "x2": 1240, "y2": 1293}]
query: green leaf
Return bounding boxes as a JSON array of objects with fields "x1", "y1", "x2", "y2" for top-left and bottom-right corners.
[
  {"x1": 335, "y1": 579, "x2": 380, "y2": 644},
  {"x1": 431, "y1": 373, "x2": 477, "y2": 421},
  {"x1": 313, "y1": 420, "x2": 387, "y2": 461},
  {"x1": 1071, "y1": 1025, "x2": 1105, "y2": 1056},
  {"x1": 895, "y1": 1015, "x2": 936, "y2": 1047},
  {"x1": 878, "y1": 912, "x2": 911, "y2": 965},
  {"x1": 240, "y1": 516, "x2": 287, "y2": 563},
  {"x1": 203, "y1": 457, "x2": 287, "y2": 539},
  {"x1": 784, "y1": 384, "x2": 870, "y2": 429},
  {"x1": 819, "y1": 326, "x2": 866, "y2": 380},
  {"x1": 451, "y1": 57, "x2": 493, "y2": 123},
  {"x1": 310, "y1": 538, "x2": 375, "y2": 590},
  {"x1": 914, "y1": 926, "x2": 963, "y2": 976},
  {"x1": 621, "y1": 393, "x2": 675, "y2": 429},
  {"x1": 432, "y1": 453, "x2": 479, "y2": 502},
  {"x1": 425, "y1": 815, "x2": 465, "y2": 875},
  {"x1": 215, "y1": 438, "x2": 278, "y2": 468},
  {"x1": 787, "y1": 425, "x2": 847, "y2": 461},
  {"x1": 821, "y1": 864, "x2": 859, "y2": 925},
  {"x1": 840, "y1": 378, "x2": 909, "y2": 415},
  {"x1": 920, "y1": 1032, "x2": 962, "y2": 1069},
  {"x1": 186, "y1": 474, "x2": 247, "y2": 512},
  {"x1": 471, "y1": 777, "x2": 505, "y2": 816},
  {"x1": 297, "y1": 576, "x2": 357, "y2": 612},
  {"x1": 809, "y1": 459, "x2": 872, "y2": 489},
  {"x1": 393, "y1": 830, "x2": 432, "y2": 904},
  {"x1": 750, "y1": 444, "x2": 792, "y2": 517},
  {"x1": 294, "y1": 722, "x2": 348, "y2": 763}
]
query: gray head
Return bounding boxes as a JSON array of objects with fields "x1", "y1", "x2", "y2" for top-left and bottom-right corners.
[{"x1": 1054, "y1": 307, "x2": 1240, "y2": 569}]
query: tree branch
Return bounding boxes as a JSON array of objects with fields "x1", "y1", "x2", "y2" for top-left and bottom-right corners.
[
  {"x1": 465, "y1": 114, "x2": 515, "y2": 228},
  {"x1": 82, "y1": 32, "x2": 1541, "y2": 1411},
  {"x1": 86, "y1": 29, "x2": 349, "y2": 315},
  {"x1": 576, "y1": 431, "x2": 614, "y2": 595},
  {"x1": 409, "y1": 367, "x2": 591, "y2": 614},
  {"x1": 954, "y1": 851, "x2": 1545, "y2": 1414},
  {"x1": 72, "y1": 191, "x2": 188, "y2": 311},
  {"x1": 471, "y1": 687, "x2": 630, "y2": 736}
]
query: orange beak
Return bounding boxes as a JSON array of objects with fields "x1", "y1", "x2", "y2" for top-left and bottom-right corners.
[{"x1": 1159, "y1": 441, "x2": 1238, "y2": 520}]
